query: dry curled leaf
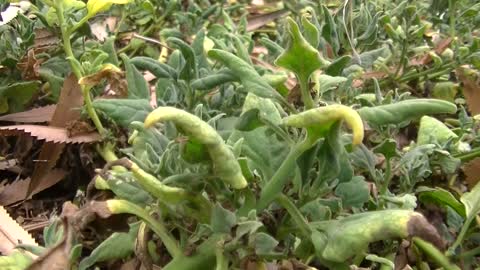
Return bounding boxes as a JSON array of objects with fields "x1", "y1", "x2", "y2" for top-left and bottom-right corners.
[
  {"x1": 16, "y1": 49, "x2": 43, "y2": 80},
  {"x1": 0, "y1": 169, "x2": 67, "y2": 205},
  {"x1": 0, "y1": 105, "x2": 56, "y2": 123},
  {"x1": 0, "y1": 206, "x2": 38, "y2": 256},
  {"x1": 463, "y1": 157, "x2": 480, "y2": 189},
  {"x1": 0, "y1": 125, "x2": 100, "y2": 143},
  {"x1": 457, "y1": 67, "x2": 480, "y2": 115}
]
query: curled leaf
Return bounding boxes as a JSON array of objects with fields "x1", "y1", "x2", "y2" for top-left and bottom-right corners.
[
  {"x1": 312, "y1": 210, "x2": 444, "y2": 262},
  {"x1": 282, "y1": 104, "x2": 364, "y2": 146},
  {"x1": 357, "y1": 99, "x2": 457, "y2": 126},
  {"x1": 144, "y1": 107, "x2": 247, "y2": 189}
]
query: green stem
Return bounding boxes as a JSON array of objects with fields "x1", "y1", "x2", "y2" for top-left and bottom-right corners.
[
  {"x1": 447, "y1": 213, "x2": 476, "y2": 256},
  {"x1": 448, "y1": 0, "x2": 456, "y2": 39},
  {"x1": 275, "y1": 194, "x2": 311, "y2": 237},
  {"x1": 54, "y1": 1, "x2": 106, "y2": 135},
  {"x1": 413, "y1": 237, "x2": 460, "y2": 270},
  {"x1": 215, "y1": 241, "x2": 229, "y2": 270},
  {"x1": 380, "y1": 157, "x2": 392, "y2": 195},
  {"x1": 107, "y1": 199, "x2": 182, "y2": 258},
  {"x1": 70, "y1": 14, "x2": 91, "y2": 34},
  {"x1": 257, "y1": 137, "x2": 314, "y2": 211},
  {"x1": 82, "y1": 85, "x2": 107, "y2": 135},
  {"x1": 454, "y1": 147, "x2": 480, "y2": 162},
  {"x1": 299, "y1": 76, "x2": 315, "y2": 109}
]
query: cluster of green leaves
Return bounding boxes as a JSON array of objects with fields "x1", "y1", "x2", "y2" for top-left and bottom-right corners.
[{"x1": 2, "y1": 0, "x2": 480, "y2": 269}]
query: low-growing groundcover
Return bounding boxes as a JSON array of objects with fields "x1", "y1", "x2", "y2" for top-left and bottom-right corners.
[{"x1": 1, "y1": 0, "x2": 480, "y2": 269}]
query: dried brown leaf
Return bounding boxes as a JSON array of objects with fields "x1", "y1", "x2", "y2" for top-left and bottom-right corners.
[
  {"x1": 0, "y1": 169, "x2": 67, "y2": 205},
  {"x1": 0, "y1": 105, "x2": 56, "y2": 123},
  {"x1": 0, "y1": 159, "x2": 17, "y2": 170},
  {"x1": 0, "y1": 125, "x2": 101, "y2": 143},
  {"x1": 246, "y1": 9, "x2": 289, "y2": 32},
  {"x1": 16, "y1": 49, "x2": 43, "y2": 80},
  {"x1": 0, "y1": 205, "x2": 38, "y2": 255},
  {"x1": 33, "y1": 29, "x2": 60, "y2": 52},
  {"x1": 457, "y1": 67, "x2": 480, "y2": 115},
  {"x1": 410, "y1": 38, "x2": 452, "y2": 66},
  {"x1": 27, "y1": 74, "x2": 87, "y2": 198},
  {"x1": 463, "y1": 157, "x2": 480, "y2": 189}
]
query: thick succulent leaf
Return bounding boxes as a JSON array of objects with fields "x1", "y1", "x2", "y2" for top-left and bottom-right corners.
[
  {"x1": 275, "y1": 17, "x2": 327, "y2": 82},
  {"x1": 357, "y1": 99, "x2": 457, "y2": 126}
]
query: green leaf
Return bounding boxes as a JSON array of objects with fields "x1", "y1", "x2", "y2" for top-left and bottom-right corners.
[
  {"x1": 78, "y1": 223, "x2": 139, "y2": 270},
  {"x1": 418, "y1": 187, "x2": 466, "y2": 217},
  {"x1": 252, "y1": 232, "x2": 278, "y2": 254},
  {"x1": 275, "y1": 17, "x2": 327, "y2": 83},
  {"x1": 417, "y1": 116, "x2": 458, "y2": 145},
  {"x1": 432, "y1": 82, "x2": 458, "y2": 102},
  {"x1": 321, "y1": 5, "x2": 339, "y2": 54},
  {"x1": 317, "y1": 74, "x2": 347, "y2": 94},
  {"x1": 0, "y1": 81, "x2": 40, "y2": 113},
  {"x1": 0, "y1": 250, "x2": 33, "y2": 270},
  {"x1": 207, "y1": 49, "x2": 282, "y2": 100},
  {"x1": 235, "y1": 109, "x2": 264, "y2": 131},
  {"x1": 460, "y1": 181, "x2": 480, "y2": 219},
  {"x1": 242, "y1": 93, "x2": 282, "y2": 125},
  {"x1": 93, "y1": 99, "x2": 152, "y2": 127},
  {"x1": 373, "y1": 139, "x2": 399, "y2": 159},
  {"x1": 120, "y1": 54, "x2": 150, "y2": 99},
  {"x1": 86, "y1": 0, "x2": 132, "y2": 18},
  {"x1": 335, "y1": 176, "x2": 370, "y2": 208},
  {"x1": 167, "y1": 37, "x2": 198, "y2": 81},
  {"x1": 357, "y1": 99, "x2": 457, "y2": 126},
  {"x1": 190, "y1": 70, "x2": 236, "y2": 90},
  {"x1": 324, "y1": 55, "x2": 352, "y2": 76},
  {"x1": 312, "y1": 210, "x2": 434, "y2": 262},
  {"x1": 211, "y1": 203, "x2": 236, "y2": 234},
  {"x1": 301, "y1": 15, "x2": 320, "y2": 48}
]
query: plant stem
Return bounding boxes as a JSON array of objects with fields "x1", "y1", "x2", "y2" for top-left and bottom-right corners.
[
  {"x1": 107, "y1": 199, "x2": 182, "y2": 258},
  {"x1": 380, "y1": 157, "x2": 392, "y2": 195},
  {"x1": 454, "y1": 147, "x2": 480, "y2": 162},
  {"x1": 413, "y1": 237, "x2": 460, "y2": 270},
  {"x1": 447, "y1": 213, "x2": 476, "y2": 256},
  {"x1": 55, "y1": 1, "x2": 106, "y2": 135},
  {"x1": 257, "y1": 137, "x2": 315, "y2": 211},
  {"x1": 275, "y1": 194, "x2": 311, "y2": 237},
  {"x1": 299, "y1": 76, "x2": 315, "y2": 109}
]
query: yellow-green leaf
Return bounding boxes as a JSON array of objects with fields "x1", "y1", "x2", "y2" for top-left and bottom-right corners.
[{"x1": 86, "y1": 0, "x2": 132, "y2": 17}]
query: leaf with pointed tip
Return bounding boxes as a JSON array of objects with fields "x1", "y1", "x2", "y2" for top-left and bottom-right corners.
[{"x1": 275, "y1": 17, "x2": 327, "y2": 83}]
